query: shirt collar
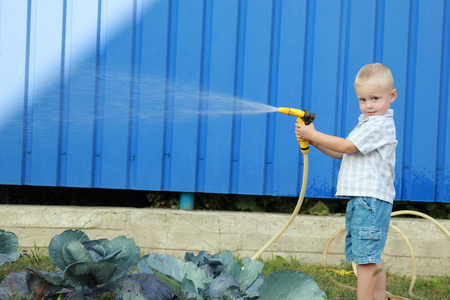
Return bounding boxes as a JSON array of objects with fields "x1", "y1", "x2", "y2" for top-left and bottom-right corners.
[{"x1": 358, "y1": 109, "x2": 394, "y2": 122}]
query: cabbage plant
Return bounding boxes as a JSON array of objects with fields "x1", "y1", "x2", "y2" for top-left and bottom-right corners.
[
  {"x1": 0, "y1": 229, "x2": 23, "y2": 266},
  {"x1": 138, "y1": 250, "x2": 326, "y2": 299},
  {"x1": 0, "y1": 231, "x2": 325, "y2": 299},
  {"x1": 47, "y1": 229, "x2": 140, "y2": 288},
  {"x1": 23, "y1": 229, "x2": 172, "y2": 299}
]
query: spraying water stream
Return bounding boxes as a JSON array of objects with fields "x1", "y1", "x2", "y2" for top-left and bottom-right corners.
[
  {"x1": 29, "y1": 67, "x2": 278, "y2": 126},
  {"x1": 0, "y1": 62, "x2": 283, "y2": 158}
]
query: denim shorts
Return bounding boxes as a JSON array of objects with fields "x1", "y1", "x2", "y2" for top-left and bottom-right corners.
[{"x1": 345, "y1": 197, "x2": 392, "y2": 265}]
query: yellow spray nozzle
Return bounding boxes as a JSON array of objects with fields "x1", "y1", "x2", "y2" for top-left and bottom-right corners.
[
  {"x1": 278, "y1": 107, "x2": 315, "y2": 124},
  {"x1": 278, "y1": 107, "x2": 306, "y2": 118},
  {"x1": 278, "y1": 107, "x2": 316, "y2": 153}
]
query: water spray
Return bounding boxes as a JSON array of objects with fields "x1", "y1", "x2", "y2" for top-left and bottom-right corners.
[{"x1": 252, "y1": 107, "x2": 315, "y2": 260}]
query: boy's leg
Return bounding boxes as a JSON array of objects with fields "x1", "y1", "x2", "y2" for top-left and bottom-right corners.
[
  {"x1": 357, "y1": 263, "x2": 377, "y2": 300},
  {"x1": 347, "y1": 197, "x2": 392, "y2": 300},
  {"x1": 356, "y1": 263, "x2": 386, "y2": 300},
  {"x1": 374, "y1": 263, "x2": 387, "y2": 300}
]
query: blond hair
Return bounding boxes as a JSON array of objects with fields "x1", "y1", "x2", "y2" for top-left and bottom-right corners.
[{"x1": 354, "y1": 63, "x2": 394, "y2": 90}]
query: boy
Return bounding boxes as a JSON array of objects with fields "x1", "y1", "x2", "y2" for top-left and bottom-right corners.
[{"x1": 295, "y1": 63, "x2": 397, "y2": 300}]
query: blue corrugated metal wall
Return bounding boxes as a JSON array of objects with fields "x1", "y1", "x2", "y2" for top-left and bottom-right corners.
[{"x1": 1, "y1": 0, "x2": 449, "y2": 202}]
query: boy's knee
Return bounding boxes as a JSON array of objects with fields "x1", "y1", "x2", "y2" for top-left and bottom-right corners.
[{"x1": 358, "y1": 263, "x2": 376, "y2": 269}]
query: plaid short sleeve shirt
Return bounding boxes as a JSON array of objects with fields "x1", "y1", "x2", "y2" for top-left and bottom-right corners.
[{"x1": 336, "y1": 109, "x2": 397, "y2": 203}]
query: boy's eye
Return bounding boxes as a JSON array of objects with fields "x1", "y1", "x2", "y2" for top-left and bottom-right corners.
[
  {"x1": 359, "y1": 98, "x2": 366, "y2": 102},
  {"x1": 372, "y1": 97, "x2": 379, "y2": 101}
]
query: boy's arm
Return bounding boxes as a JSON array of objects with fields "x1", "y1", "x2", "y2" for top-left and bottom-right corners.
[
  {"x1": 295, "y1": 123, "x2": 358, "y2": 157},
  {"x1": 311, "y1": 143, "x2": 344, "y2": 159}
]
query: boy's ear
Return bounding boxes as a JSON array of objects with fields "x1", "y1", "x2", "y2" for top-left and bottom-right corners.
[{"x1": 390, "y1": 89, "x2": 397, "y2": 103}]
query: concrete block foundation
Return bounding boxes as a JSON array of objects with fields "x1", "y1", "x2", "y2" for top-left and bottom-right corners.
[{"x1": 0, "y1": 205, "x2": 448, "y2": 277}]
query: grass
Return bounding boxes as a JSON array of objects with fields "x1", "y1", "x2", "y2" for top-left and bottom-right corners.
[
  {"x1": 1, "y1": 249, "x2": 449, "y2": 300},
  {"x1": 261, "y1": 255, "x2": 450, "y2": 300},
  {"x1": 0, "y1": 246, "x2": 56, "y2": 277}
]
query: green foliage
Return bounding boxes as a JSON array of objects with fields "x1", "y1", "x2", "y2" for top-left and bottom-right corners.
[
  {"x1": 3, "y1": 238, "x2": 326, "y2": 299},
  {"x1": 146, "y1": 191, "x2": 180, "y2": 209},
  {"x1": 47, "y1": 229, "x2": 141, "y2": 288},
  {"x1": 258, "y1": 270, "x2": 326, "y2": 299},
  {"x1": 0, "y1": 229, "x2": 23, "y2": 266},
  {"x1": 307, "y1": 200, "x2": 330, "y2": 216},
  {"x1": 138, "y1": 250, "x2": 326, "y2": 299},
  {"x1": 195, "y1": 193, "x2": 300, "y2": 213},
  {"x1": 2, "y1": 249, "x2": 449, "y2": 299},
  {"x1": 25, "y1": 244, "x2": 55, "y2": 271},
  {"x1": 394, "y1": 201, "x2": 450, "y2": 219},
  {"x1": 1, "y1": 229, "x2": 145, "y2": 299}
]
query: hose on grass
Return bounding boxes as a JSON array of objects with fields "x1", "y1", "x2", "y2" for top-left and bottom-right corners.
[{"x1": 323, "y1": 211, "x2": 450, "y2": 299}]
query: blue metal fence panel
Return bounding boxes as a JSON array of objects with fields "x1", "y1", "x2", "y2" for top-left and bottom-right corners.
[
  {"x1": 202, "y1": 0, "x2": 239, "y2": 194},
  {"x1": 1, "y1": 0, "x2": 449, "y2": 203},
  {"x1": 26, "y1": 0, "x2": 64, "y2": 186},
  {"x1": 134, "y1": 0, "x2": 169, "y2": 191},
  {"x1": 169, "y1": 0, "x2": 203, "y2": 192},
  {"x1": 0, "y1": 0, "x2": 28, "y2": 185},
  {"x1": 64, "y1": 0, "x2": 99, "y2": 188}
]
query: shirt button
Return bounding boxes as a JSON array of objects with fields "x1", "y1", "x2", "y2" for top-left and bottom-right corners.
[{"x1": 370, "y1": 233, "x2": 374, "y2": 239}]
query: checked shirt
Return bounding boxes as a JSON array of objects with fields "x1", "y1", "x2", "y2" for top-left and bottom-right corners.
[{"x1": 336, "y1": 109, "x2": 397, "y2": 203}]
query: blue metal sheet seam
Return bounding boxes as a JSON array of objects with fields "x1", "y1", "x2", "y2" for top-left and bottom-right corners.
[
  {"x1": 434, "y1": 0, "x2": 450, "y2": 202},
  {"x1": 92, "y1": 0, "x2": 107, "y2": 188},
  {"x1": 263, "y1": 0, "x2": 282, "y2": 195},
  {"x1": 125, "y1": 0, "x2": 144, "y2": 190},
  {"x1": 22, "y1": 0, "x2": 35, "y2": 186},
  {"x1": 374, "y1": 0, "x2": 386, "y2": 62},
  {"x1": 56, "y1": 0, "x2": 70, "y2": 187},
  {"x1": 400, "y1": 0, "x2": 420, "y2": 200},
  {"x1": 296, "y1": 0, "x2": 316, "y2": 191},
  {"x1": 162, "y1": 0, "x2": 179, "y2": 191},
  {"x1": 330, "y1": 0, "x2": 351, "y2": 197},
  {"x1": 195, "y1": 0, "x2": 213, "y2": 192},
  {"x1": 229, "y1": 0, "x2": 248, "y2": 194}
]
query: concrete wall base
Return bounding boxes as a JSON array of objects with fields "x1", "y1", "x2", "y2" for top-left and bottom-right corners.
[{"x1": 0, "y1": 205, "x2": 448, "y2": 277}]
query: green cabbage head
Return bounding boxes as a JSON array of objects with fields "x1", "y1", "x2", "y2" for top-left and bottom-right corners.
[{"x1": 48, "y1": 229, "x2": 140, "y2": 289}]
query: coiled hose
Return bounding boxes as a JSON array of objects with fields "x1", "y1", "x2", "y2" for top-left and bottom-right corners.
[{"x1": 322, "y1": 210, "x2": 450, "y2": 299}]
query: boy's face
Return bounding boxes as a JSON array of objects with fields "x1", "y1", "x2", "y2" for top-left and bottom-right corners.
[{"x1": 354, "y1": 83, "x2": 397, "y2": 117}]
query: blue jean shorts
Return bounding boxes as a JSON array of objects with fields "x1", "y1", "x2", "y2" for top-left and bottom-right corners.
[{"x1": 345, "y1": 197, "x2": 392, "y2": 265}]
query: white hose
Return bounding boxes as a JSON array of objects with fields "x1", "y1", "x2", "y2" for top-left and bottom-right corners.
[{"x1": 251, "y1": 153, "x2": 309, "y2": 260}]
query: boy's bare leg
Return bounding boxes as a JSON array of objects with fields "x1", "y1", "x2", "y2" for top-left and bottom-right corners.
[
  {"x1": 357, "y1": 263, "x2": 387, "y2": 300},
  {"x1": 373, "y1": 263, "x2": 387, "y2": 300},
  {"x1": 356, "y1": 263, "x2": 377, "y2": 300}
]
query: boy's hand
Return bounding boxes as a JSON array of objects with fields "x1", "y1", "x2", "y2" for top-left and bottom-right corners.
[
  {"x1": 295, "y1": 122, "x2": 316, "y2": 142},
  {"x1": 295, "y1": 122, "x2": 357, "y2": 158}
]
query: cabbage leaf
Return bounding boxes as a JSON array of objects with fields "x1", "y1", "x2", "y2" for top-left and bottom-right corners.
[{"x1": 0, "y1": 229, "x2": 23, "y2": 266}]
